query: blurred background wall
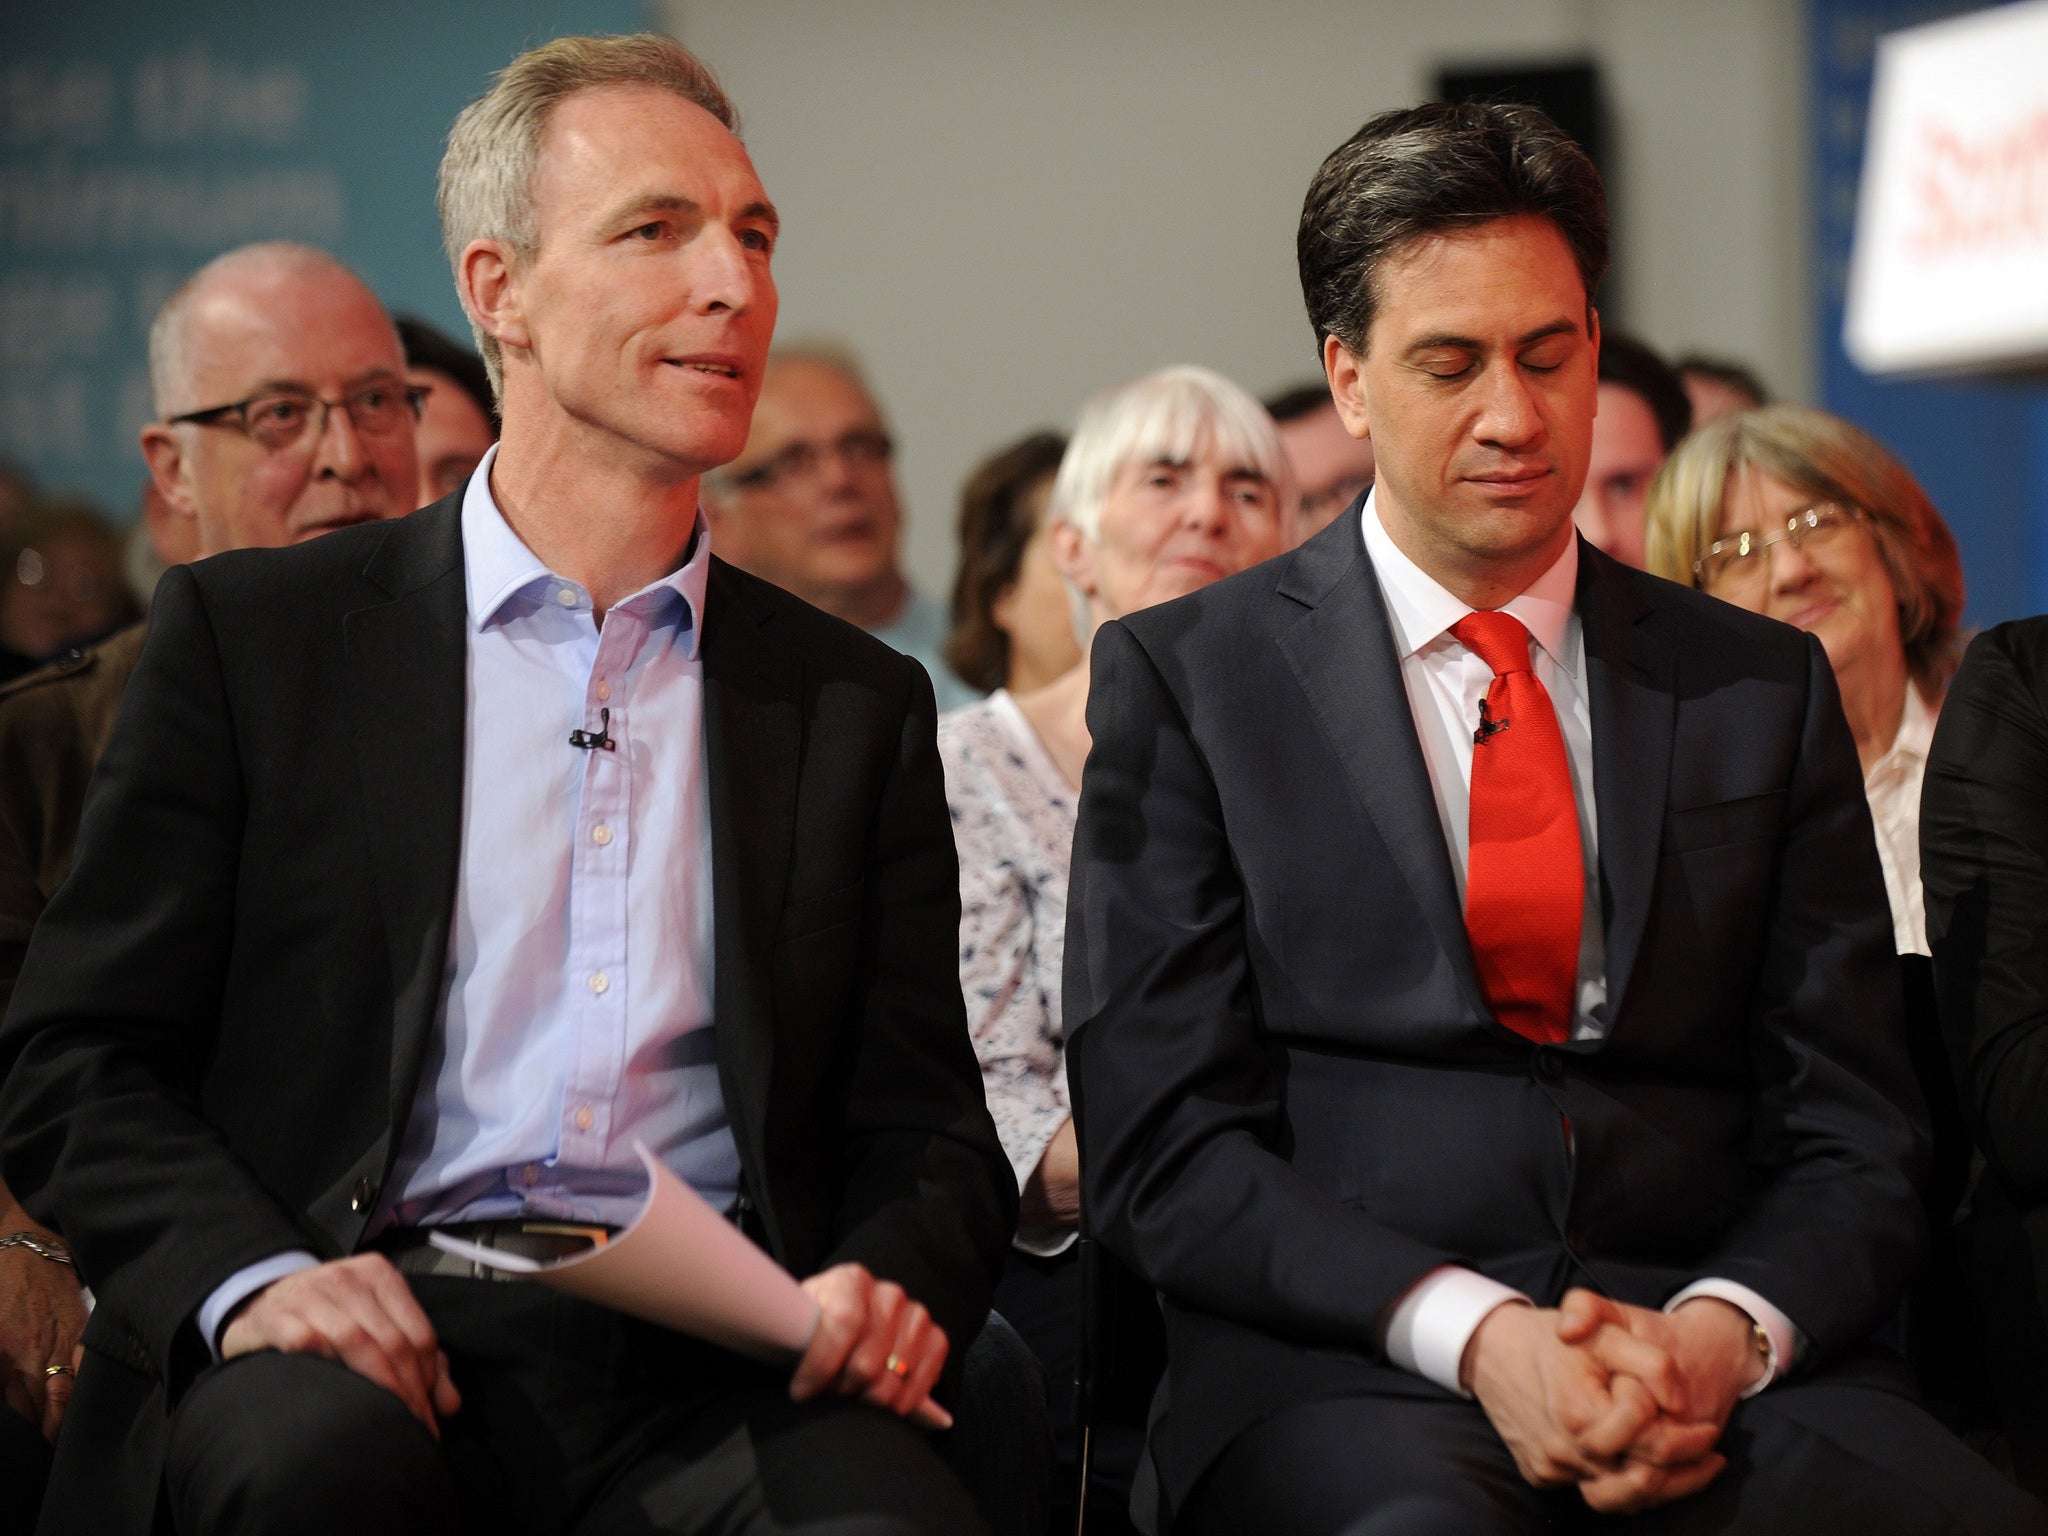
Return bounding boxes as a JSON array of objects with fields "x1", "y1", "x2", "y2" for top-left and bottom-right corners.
[{"x1": 5, "y1": 0, "x2": 2045, "y2": 622}]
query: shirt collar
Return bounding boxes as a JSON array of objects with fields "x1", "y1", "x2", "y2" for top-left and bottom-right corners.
[
  {"x1": 459, "y1": 443, "x2": 712, "y2": 659},
  {"x1": 1871, "y1": 680, "x2": 1939, "y2": 779},
  {"x1": 1359, "y1": 487, "x2": 1579, "y2": 670}
]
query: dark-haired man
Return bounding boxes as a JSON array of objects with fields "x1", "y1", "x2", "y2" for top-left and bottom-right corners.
[
  {"x1": 1069, "y1": 100, "x2": 2042, "y2": 1534},
  {"x1": 1571, "y1": 333, "x2": 1691, "y2": 569},
  {"x1": 1265, "y1": 382, "x2": 1376, "y2": 541}
]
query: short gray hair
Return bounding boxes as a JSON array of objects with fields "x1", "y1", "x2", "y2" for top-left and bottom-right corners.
[
  {"x1": 1049, "y1": 364, "x2": 1297, "y2": 544},
  {"x1": 438, "y1": 33, "x2": 739, "y2": 398},
  {"x1": 147, "y1": 241, "x2": 378, "y2": 417}
]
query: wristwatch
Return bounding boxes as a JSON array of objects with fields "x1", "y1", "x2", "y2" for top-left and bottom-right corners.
[{"x1": 0, "y1": 1232, "x2": 73, "y2": 1266}]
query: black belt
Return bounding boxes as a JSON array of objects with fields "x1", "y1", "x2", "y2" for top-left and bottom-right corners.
[{"x1": 380, "y1": 1219, "x2": 615, "y2": 1283}]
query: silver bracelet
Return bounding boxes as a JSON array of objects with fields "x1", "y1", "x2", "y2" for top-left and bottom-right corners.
[{"x1": 0, "y1": 1232, "x2": 72, "y2": 1266}]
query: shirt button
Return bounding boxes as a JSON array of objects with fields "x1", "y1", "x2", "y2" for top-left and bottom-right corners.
[
  {"x1": 596, "y1": 680, "x2": 611, "y2": 702},
  {"x1": 557, "y1": 587, "x2": 577, "y2": 607},
  {"x1": 591, "y1": 823, "x2": 613, "y2": 846},
  {"x1": 574, "y1": 1105, "x2": 595, "y2": 1132},
  {"x1": 520, "y1": 1163, "x2": 540, "y2": 1187},
  {"x1": 588, "y1": 971, "x2": 610, "y2": 995}
]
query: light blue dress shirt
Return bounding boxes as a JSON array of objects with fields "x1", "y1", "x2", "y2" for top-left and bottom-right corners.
[{"x1": 198, "y1": 446, "x2": 737, "y2": 1347}]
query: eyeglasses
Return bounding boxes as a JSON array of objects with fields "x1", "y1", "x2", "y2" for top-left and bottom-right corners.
[
  {"x1": 724, "y1": 428, "x2": 894, "y2": 493},
  {"x1": 1694, "y1": 502, "x2": 1866, "y2": 593},
  {"x1": 167, "y1": 381, "x2": 428, "y2": 454}
]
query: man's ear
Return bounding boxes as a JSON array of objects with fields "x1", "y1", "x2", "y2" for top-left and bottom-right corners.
[
  {"x1": 1323, "y1": 333, "x2": 1371, "y2": 442},
  {"x1": 459, "y1": 238, "x2": 530, "y2": 362},
  {"x1": 138, "y1": 424, "x2": 200, "y2": 529}
]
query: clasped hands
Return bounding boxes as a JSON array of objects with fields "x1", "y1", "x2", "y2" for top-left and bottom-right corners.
[
  {"x1": 1461, "y1": 1288, "x2": 1767, "y2": 1516},
  {"x1": 219, "y1": 1254, "x2": 951, "y2": 1439}
]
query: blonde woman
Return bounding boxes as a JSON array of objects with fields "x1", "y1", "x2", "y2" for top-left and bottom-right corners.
[{"x1": 1644, "y1": 404, "x2": 1963, "y2": 958}]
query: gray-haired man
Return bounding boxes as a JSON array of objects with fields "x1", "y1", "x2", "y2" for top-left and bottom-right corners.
[{"x1": 0, "y1": 34, "x2": 1009, "y2": 1536}]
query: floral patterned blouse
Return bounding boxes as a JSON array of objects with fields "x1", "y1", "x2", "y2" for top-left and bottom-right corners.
[{"x1": 938, "y1": 691, "x2": 1078, "y2": 1247}]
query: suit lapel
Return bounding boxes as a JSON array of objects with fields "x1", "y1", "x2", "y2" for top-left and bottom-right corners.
[
  {"x1": 1275, "y1": 519, "x2": 1486, "y2": 1017},
  {"x1": 341, "y1": 499, "x2": 469, "y2": 1130},
  {"x1": 1577, "y1": 544, "x2": 1674, "y2": 1030},
  {"x1": 700, "y1": 559, "x2": 801, "y2": 1209}
]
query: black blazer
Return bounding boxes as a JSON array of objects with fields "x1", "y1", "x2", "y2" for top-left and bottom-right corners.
[
  {"x1": 0, "y1": 496, "x2": 1014, "y2": 1534},
  {"x1": 1066, "y1": 512, "x2": 1926, "y2": 1519},
  {"x1": 1922, "y1": 617, "x2": 2048, "y2": 1491}
]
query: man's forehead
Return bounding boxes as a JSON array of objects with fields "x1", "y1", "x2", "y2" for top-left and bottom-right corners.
[
  {"x1": 533, "y1": 84, "x2": 762, "y2": 216},
  {"x1": 180, "y1": 274, "x2": 401, "y2": 401},
  {"x1": 1372, "y1": 216, "x2": 1587, "y2": 336},
  {"x1": 755, "y1": 361, "x2": 881, "y2": 436}
]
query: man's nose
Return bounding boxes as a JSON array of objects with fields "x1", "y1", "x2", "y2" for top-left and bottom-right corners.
[
  {"x1": 694, "y1": 226, "x2": 768, "y2": 315},
  {"x1": 311, "y1": 401, "x2": 369, "y2": 481},
  {"x1": 1474, "y1": 365, "x2": 1544, "y2": 449}
]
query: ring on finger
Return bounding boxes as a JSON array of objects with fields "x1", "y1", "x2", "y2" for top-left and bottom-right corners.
[
  {"x1": 42, "y1": 1364, "x2": 73, "y2": 1379},
  {"x1": 884, "y1": 1353, "x2": 910, "y2": 1379}
]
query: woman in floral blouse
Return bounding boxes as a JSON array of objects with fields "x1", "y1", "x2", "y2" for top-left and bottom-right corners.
[{"x1": 938, "y1": 365, "x2": 1298, "y2": 1498}]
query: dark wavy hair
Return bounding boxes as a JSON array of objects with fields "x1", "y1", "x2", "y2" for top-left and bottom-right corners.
[
  {"x1": 944, "y1": 431, "x2": 1067, "y2": 694},
  {"x1": 1298, "y1": 100, "x2": 1609, "y2": 357}
]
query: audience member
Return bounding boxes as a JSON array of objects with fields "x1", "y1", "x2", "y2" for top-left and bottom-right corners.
[
  {"x1": 397, "y1": 314, "x2": 499, "y2": 507},
  {"x1": 1679, "y1": 352, "x2": 1771, "y2": 424},
  {"x1": 1266, "y1": 380, "x2": 1375, "y2": 540},
  {"x1": 1067, "y1": 99, "x2": 2043, "y2": 1535},
  {"x1": 1570, "y1": 332, "x2": 1690, "y2": 568},
  {"x1": 0, "y1": 238, "x2": 420, "y2": 1529},
  {"x1": 0, "y1": 504, "x2": 140, "y2": 672},
  {"x1": 0, "y1": 35, "x2": 1011, "y2": 1536},
  {"x1": 1924, "y1": 621, "x2": 2048, "y2": 1499},
  {"x1": 944, "y1": 430, "x2": 1076, "y2": 696},
  {"x1": 706, "y1": 345, "x2": 980, "y2": 709},
  {"x1": 1644, "y1": 404, "x2": 1987, "y2": 1433},
  {"x1": 940, "y1": 366, "x2": 1292, "y2": 1524}
]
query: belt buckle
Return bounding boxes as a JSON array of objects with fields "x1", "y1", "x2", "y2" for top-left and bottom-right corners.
[{"x1": 512, "y1": 1221, "x2": 612, "y2": 1251}]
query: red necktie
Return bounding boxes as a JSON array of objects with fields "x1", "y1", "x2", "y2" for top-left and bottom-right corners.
[{"x1": 1451, "y1": 611, "x2": 1583, "y2": 1046}]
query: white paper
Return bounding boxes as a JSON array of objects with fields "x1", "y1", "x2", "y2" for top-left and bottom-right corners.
[{"x1": 428, "y1": 1142, "x2": 819, "y2": 1366}]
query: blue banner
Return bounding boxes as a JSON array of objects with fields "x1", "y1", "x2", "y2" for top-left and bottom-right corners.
[{"x1": 2, "y1": 3, "x2": 640, "y2": 517}]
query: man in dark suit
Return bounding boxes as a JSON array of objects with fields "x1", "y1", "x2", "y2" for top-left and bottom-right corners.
[
  {"x1": 0, "y1": 33, "x2": 1010, "y2": 1536},
  {"x1": 1066, "y1": 101, "x2": 2042, "y2": 1534}
]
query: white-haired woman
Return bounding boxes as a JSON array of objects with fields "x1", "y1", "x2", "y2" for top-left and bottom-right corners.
[{"x1": 937, "y1": 365, "x2": 1294, "y2": 1497}]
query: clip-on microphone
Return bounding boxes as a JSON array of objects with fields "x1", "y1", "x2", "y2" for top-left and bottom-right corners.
[{"x1": 569, "y1": 707, "x2": 616, "y2": 752}]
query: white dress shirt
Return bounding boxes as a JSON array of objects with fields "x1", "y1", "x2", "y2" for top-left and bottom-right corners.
[
  {"x1": 1864, "y1": 682, "x2": 1939, "y2": 958},
  {"x1": 1359, "y1": 493, "x2": 1795, "y2": 1398},
  {"x1": 197, "y1": 446, "x2": 737, "y2": 1349}
]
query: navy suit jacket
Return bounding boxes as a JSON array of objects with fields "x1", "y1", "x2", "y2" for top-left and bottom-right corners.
[{"x1": 1066, "y1": 510, "x2": 1927, "y2": 1518}]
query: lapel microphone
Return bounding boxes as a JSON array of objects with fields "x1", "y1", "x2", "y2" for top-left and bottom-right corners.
[
  {"x1": 569, "y1": 707, "x2": 616, "y2": 752},
  {"x1": 1474, "y1": 698, "x2": 1511, "y2": 746}
]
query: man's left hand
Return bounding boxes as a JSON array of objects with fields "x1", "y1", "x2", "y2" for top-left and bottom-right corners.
[
  {"x1": 1558, "y1": 1292, "x2": 1768, "y2": 1514},
  {"x1": 791, "y1": 1263, "x2": 952, "y2": 1430}
]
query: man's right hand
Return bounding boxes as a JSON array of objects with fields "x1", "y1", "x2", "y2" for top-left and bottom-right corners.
[
  {"x1": 219, "y1": 1254, "x2": 459, "y2": 1438},
  {"x1": 1462, "y1": 1295, "x2": 1723, "y2": 1507}
]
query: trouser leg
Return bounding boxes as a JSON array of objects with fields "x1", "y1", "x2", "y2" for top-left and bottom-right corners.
[{"x1": 164, "y1": 1351, "x2": 461, "y2": 1536}]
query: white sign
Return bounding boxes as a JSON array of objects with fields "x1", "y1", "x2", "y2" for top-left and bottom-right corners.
[{"x1": 1844, "y1": 0, "x2": 2048, "y2": 376}]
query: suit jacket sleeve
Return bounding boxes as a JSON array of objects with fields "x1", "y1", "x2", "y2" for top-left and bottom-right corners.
[
  {"x1": 1067, "y1": 619, "x2": 1455, "y2": 1352},
  {"x1": 820, "y1": 659, "x2": 1015, "y2": 1352},
  {"x1": 0, "y1": 567, "x2": 310, "y2": 1382},
  {"x1": 1682, "y1": 634, "x2": 1929, "y2": 1358},
  {"x1": 1923, "y1": 623, "x2": 2048, "y2": 1199}
]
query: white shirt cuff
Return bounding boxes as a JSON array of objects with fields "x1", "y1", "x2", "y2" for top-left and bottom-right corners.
[
  {"x1": 196, "y1": 1250, "x2": 320, "y2": 1360},
  {"x1": 1381, "y1": 1265, "x2": 1529, "y2": 1397},
  {"x1": 1666, "y1": 1278, "x2": 1797, "y2": 1396}
]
